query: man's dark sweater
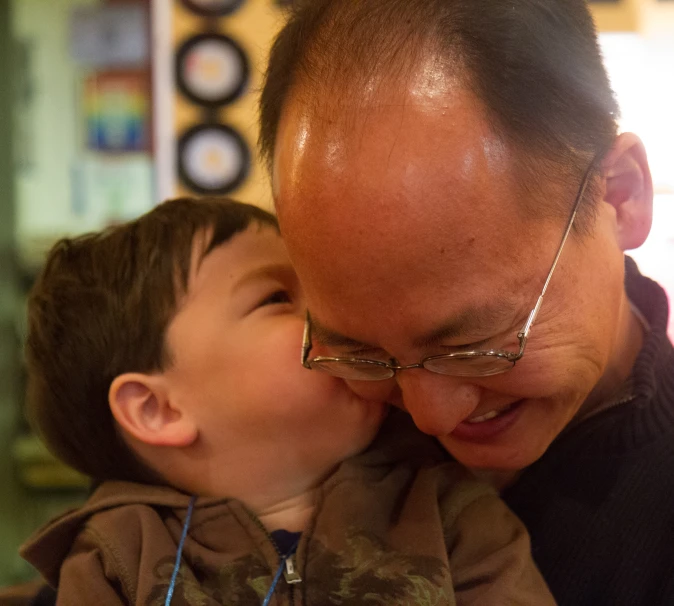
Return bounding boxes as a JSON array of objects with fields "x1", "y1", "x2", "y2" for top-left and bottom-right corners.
[{"x1": 504, "y1": 257, "x2": 674, "y2": 606}]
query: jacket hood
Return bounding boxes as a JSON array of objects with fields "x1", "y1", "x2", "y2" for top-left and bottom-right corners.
[{"x1": 20, "y1": 482, "x2": 222, "y2": 585}]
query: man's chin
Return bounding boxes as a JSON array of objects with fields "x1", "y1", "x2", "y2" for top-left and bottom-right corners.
[{"x1": 437, "y1": 434, "x2": 548, "y2": 473}]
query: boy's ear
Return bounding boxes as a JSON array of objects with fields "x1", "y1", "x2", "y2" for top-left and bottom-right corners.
[
  {"x1": 602, "y1": 132, "x2": 653, "y2": 251},
  {"x1": 109, "y1": 373, "x2": 197, "y2": 447}
]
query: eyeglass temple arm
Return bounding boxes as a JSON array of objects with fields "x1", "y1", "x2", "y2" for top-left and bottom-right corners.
[
  {"x1": 520, "y1": 155, "x2": 599, "y2": 340},
  {"x1": 301, "y1": 311, "x2": 313, "y2": 367}
]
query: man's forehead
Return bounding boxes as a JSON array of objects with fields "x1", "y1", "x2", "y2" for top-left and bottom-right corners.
[
  {"x1": 277, "y1": 71, "x2": 504, "y2": 185},
  {"x1": 279, "y1": 186, "x2": 533, "y2": 315},
  {"x1": 274, "y1": 85, "x2": 534, "y2": 240}
]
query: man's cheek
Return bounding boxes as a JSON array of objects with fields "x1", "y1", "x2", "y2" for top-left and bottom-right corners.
[{"x1": 345, "y1": 378, "x2": 399, "y2": 404}]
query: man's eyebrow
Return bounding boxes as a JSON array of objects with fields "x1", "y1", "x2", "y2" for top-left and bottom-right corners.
[
  {"x1": 412, "y1": 301, "x2": 517, "y2": 349},
  {"x1": 310, "y1": 318, "x2": 375, "y2": 350},
  {"x1": 311, "y1": 301, "x2": 517, "y2": 351}
]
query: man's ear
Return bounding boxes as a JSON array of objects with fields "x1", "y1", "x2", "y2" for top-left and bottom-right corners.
[
  {"x1": 109, "y1": 373, "x2": 197, "y2": 447},
  {"x1": 602, "y1": 132, "x2": 653, "y2": 251}
]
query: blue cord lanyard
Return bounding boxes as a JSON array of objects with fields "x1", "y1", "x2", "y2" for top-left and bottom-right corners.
[
  {"x1": 261, "y1": 538, "x2": 300, "y2": 606},
  {"x1": 165, "y1": 496, "x2": 300, "y2": 606},
  {"x1": 164, "y1": 495, "x2": 197, "y2": 606}
]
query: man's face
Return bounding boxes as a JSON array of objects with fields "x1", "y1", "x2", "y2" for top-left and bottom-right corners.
[{"x1": 273, "y1": 77, "x2": 627, "y2": 471}]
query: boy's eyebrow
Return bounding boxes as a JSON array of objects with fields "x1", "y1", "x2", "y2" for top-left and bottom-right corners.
[{"x1": 230, "y1": 263, "x2": 296, "y2": 293}]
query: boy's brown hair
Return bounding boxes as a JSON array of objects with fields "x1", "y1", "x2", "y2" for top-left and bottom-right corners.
[{"x1": 25, "y1": 198, "x2": 278, "y2": 483}]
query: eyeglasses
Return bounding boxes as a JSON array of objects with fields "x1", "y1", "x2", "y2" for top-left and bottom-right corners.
[{"x1": 301, "y1": 156, "x2": 600, "y2": 380}]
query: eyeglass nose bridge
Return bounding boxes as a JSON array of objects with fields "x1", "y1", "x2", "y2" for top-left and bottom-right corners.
[{"x1": 385, "y1": 360, "x2": 425, "y2": 374}]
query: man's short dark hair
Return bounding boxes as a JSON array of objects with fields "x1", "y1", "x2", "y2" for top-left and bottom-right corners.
[
  {"x1": 260, "y1": 0, "x2": 618, "y2": 220},
  {"x1": 26, "y1": 198, "x2": 278, "y2": 483}
]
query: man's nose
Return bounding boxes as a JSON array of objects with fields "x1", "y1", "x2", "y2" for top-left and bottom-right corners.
[{"x1": 395, "y1": 370, "x2": 481, "y2": 436}]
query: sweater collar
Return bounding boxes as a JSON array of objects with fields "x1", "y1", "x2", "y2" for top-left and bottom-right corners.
[
  {"x1": 623, "y1": 256, "x2": 673, "y2": 405},
  {"x1": 557, "y1": 256, "x2": 674, "y2": 454}
]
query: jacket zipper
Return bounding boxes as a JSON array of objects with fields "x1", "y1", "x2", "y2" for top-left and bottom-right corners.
[
  {"x1": 611, "y1": 395, "x2": 636, "y2": 408},
  {"x1": 585, "y1": 394, "x2": 636, "y2": 422},
  {"x1": 245, "y1": 509, "x2": 301, "y2": 605},
  {"x1": 283, "y1": 553, "x2": 302, "y2": 585}
]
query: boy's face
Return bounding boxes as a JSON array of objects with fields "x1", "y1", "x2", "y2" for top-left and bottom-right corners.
[{"x1": 162, "y1": 225, "x2": 387, "y2": 489}]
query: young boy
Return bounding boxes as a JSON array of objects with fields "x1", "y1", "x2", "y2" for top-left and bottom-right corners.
[{"x1": 20, "y1": 198, "x2": 555, "y2": 605}]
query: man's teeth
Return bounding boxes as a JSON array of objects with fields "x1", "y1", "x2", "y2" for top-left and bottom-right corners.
[{"x1": 466, "y1": 405, "x2": 512, "y2": 424}]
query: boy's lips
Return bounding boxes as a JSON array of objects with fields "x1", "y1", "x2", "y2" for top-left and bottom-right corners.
[{"x1": 450, "y1": 400, "x2": 525, "y2": 441}]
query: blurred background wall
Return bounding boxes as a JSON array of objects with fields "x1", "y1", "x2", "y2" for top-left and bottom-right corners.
[
  {"x1": 0, "y1": 0, "x2": 672, "y2": 587},
  {"x1": 0, "y1": 0, "x2": 289, "y2": 585}
]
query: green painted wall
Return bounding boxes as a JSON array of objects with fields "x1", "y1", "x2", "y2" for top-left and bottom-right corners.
[
  {"x1": 0, "y1": 0, "x2": 25, "y2": 585},
  {"x1": 0, "y1": 0, "x2": 87, "y2": 587},
  {"x1": 13, "y1": 0, "x2": 100, "y2": 264},
  {"x1": 0, "y1": 0, "x2": 34, "y2": 585}
]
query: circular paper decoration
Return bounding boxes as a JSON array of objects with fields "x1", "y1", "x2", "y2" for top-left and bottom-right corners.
[
  {"x1": 178, "y1": 124, "x2": 250, "y2": 195},
  {"x1": 176, "y1": 34, "x2": 249, "y2": 107},
  {"x1": 180, "y1": 0, "x2": 244, "y2": 17}
]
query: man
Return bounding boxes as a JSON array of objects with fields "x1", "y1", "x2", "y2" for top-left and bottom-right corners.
[{"x1": 260, "y1": 0, "x2": 674, "y2": 605}]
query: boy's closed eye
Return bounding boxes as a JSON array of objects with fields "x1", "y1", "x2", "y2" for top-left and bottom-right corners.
[
  {"x1": 257, "y1": 289, "x2": 293, "y2": 307},
  {"x1": 233, "y1": 264, "x2": 302, "y2": 316}
]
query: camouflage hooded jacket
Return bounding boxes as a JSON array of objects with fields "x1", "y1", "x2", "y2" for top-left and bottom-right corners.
[{"x1": 20, "y1": 413, "x2": 554, "y2": 606}]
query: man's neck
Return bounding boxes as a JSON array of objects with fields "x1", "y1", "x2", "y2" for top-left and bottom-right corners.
[{"x1": 575, "y1": 296, "x2": 645, "y2": 424}]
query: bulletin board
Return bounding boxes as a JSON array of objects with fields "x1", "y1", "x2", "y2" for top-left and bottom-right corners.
[{"x1": 154, "y1": 0, "x2": 287, "y2": 210}]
